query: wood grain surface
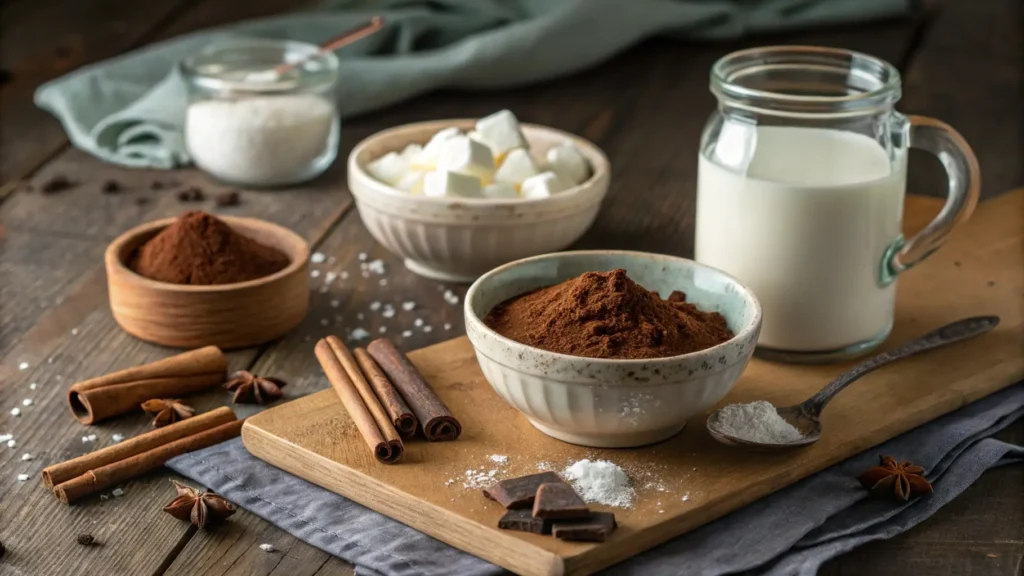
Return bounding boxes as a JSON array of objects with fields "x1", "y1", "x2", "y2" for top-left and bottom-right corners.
[
  {"x1": 0, "y1": 0, "x2": 1021, "y2": 574},
  {"x1": 241, "y1": 191, "x2": 1024, "y2": 576}
]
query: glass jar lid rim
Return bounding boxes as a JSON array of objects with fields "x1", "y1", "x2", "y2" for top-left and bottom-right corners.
[
  {"x1": 180, "y1": 37, "x2": 339, "y2": 94},
  {"x1": 711, "y1": 45, "x2": 901, "y2": 111}
]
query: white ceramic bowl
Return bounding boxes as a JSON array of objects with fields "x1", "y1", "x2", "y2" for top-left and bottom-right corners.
[
  {"x1": 464, "y1": 251, "x2": 762, "y2": 448},
  {"x1": 347, "y1": 120, "x2": 610, "y2": 282}
]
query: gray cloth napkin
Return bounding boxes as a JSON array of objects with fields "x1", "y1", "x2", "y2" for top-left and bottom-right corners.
[
  {"x1": 35, "y1": 0, "x2": 910, "y2": 169},
  {"x1": 167, "y1": 383, "x2": 1023, "y2": 576}
]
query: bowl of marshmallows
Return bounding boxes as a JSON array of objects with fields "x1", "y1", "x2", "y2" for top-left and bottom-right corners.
[{"x1": 347, "y1": 110, "x2": 610, "y2": 282}]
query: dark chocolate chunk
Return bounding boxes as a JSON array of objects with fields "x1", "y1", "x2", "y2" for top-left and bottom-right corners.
[
  {"x1": 483, "y1": 471, "x2": 563, "y2": 509},
  {"x1": 552, "y1": 511, "x2": 617, "y2": 542},
  {"x1": 41, "y1": 175, "x2": 75, "y2": 193},
  {"x1": 532, "y1": 482, "x2": 589, "y2": 520},
  {"x1": 177, "y1": 187, "x2": 204, "y2": 202},
  {"x1": 497, "y1": 509, "x2": 551, "y2": 535},
  {"x1": 214, "y1": 190, "x2": 241, "y2": 207},
  {"x1": 102, "y1": 179, "x2": 122, "y2": 194}
]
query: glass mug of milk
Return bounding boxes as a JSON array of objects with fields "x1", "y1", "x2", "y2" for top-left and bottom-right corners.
[{"x1": 695, "y1": 47, "x2": 980, "y2": 362}]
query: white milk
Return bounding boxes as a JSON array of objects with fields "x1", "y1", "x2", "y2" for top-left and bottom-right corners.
[{"x1": 695, "y1": 126, "x2": 906, "y2": 351}]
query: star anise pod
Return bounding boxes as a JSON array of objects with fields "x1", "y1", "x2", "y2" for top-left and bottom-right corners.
[
  {"x1": 163, "y1": 480, "x2": 236, "y2": 529},
  {"x1": 141, "y1": 399, "x2": 195, "y2": 427},
  {"x1": 224, "y1": 370, "x2": 286, "y2": 404},
  {"x1": 858, "y1": 455, "x2": 933, "y2": 501}
]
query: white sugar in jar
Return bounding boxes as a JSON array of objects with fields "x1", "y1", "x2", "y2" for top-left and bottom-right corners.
[{"x1": 180, "y1": 38, "x2": 340, "y2": 187}]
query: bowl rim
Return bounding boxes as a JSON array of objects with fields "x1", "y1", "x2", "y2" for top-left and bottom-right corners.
[
  {"x1": 464, "y1": 250, "x2": 763, "y2": 366},
  {"x1": 347, "y1": 119, "x2": 611, "y2": 208},
  {"x1": 105, "y1": 215, "x2": 310, "y2": 293}
]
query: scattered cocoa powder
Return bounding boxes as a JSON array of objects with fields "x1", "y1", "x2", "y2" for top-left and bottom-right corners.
[
  {"x1": 484, "y1": 269, "x2": 733, "y2": 359},
  {"x1": 131, "y1": 211, "x2": 289, "y2": 285}
]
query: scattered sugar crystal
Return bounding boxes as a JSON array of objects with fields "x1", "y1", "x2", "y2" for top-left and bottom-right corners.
[
  {"x1": 29, "y1": 383, "x2": 37, "y2": 390},
  {"x1": 47, "y1": 357, "x2": 54, "y2": 364},
  {"x1": 445, "y1": 479, "x2": 455, "y2": 486},
  {"x1": 402, "y1": 330, "x2": 413, "y2": 338},
  {"x1": 10, "y1": 408, "x2": 21, "y2": 417},
  {"x1": 311, "y1": 252, "x2": 326, "y2": 264},
  {"x1": 379, "y1": 326, "x2": 387, "y2": 333},
  {"x1": 489, "y1": 455, "x2": 508, "y2": 464},
  {"x1": 341, "y1": 271, "x2": 349, "y2": 280},
  {"x1": 21, "y1": 453, "x2": 33, "y2": 461},
  {"x1": 370, "y1": 301, "x2": 382, "y2": 311},
  {"x1": 350, "y1": 328, "x2": 371, "y2": 341},
  {"x1": 562, "y1": 459, "x2": 635, "y2": 509},
  {"x1": 100, "y1": 494, "x2": 109, "y2": 500},
  {"x1": 112, "y1": 434, "x2": 125, "y2": 443},
  {"x1": 260, "y1": 543, "x2": 276, "y2": 552},
  {"x1": 88, "y1": 434, "x2": 98, "y2": 442},
  {"x1": 659, "y1": 510, "x2": 664, "y2": 514},
  {"x1": 71, "y1": 328, "x2": 79, "y2": 336},
  {"x1": 444, "y1": 323, "x2": 452, "y2": 331},
  {"x1": 381, "y1": 306, "x2": 396, "y2": 319},
  {"x1": 402, "y1": 301, "x2": 416, "y2": 311},
  {"x1": 358, "y1": 252, "x2": 368, "y2": 261},
  {"x1": 423, "y1": 325, "x2": 433, "y2": 333},
  {"x1": 330, "y1": 299, "x2": 340, "y2": 308},
  {"x1": 112, "y1": 487, "x2": 124, "y2": 497},
  {"x1": 710, "y1": 400, "x2": 803, "y2": 444},
  {"x1": 320, "y1": 319, "x2": 329, "y2": 326},
  {"x1": 681, "y1": 493, "x2": 690, "y2": 502},
  {"x1": 414, "y1": 318, "x2": 424, "y2": 327},
  {"x1": 325, "y1": 271, "x2": 338, "y2": 284},
  {"x1": 443, "y1": 290, "x2": 460, "y2": 305},
  {"x1": 18, "y1": 362, "x2": 28, "y2": 370},
  {"x1": 379, "y1": 279, "x2": 388, "y2": 287},
  {"x1": 488, "y1": 470, "x2": 497, "y2": 477},
  {"x1": 7, "y1": 440, "x2": 15, "y2": 448},
  {"x1": 536, "y1": 461, "x2": 553, "y2": 471},
  {"x1": 357, "y1": 313, "x2": 364, "y2": 320},
  {"x1": 366, "y1": 260, "x2": 386, "y2": 274},
  {"x1": 0, "y1": 434, "x2": 11, "y2": 442},
  {"x1": 310, "y1": 270, "x2": 321, "y2": 278},
  {"x1": 17, "y1": 474, "x2": 29, "y2": 482}
]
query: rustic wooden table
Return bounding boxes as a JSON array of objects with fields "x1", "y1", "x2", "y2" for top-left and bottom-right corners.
[{"x1": 1, "y1": 1, "x2": 1021, "y2": 575}]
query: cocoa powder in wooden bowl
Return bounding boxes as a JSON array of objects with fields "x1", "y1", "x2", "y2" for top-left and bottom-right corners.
[{"x1": 105, "y1": 212, "x2": 309, "y2": 349}]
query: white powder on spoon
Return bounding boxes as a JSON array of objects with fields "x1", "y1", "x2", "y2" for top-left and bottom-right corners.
[
  {"x1": 562, "y1": 459, "x2": 635, "y2": 509},
  {"x1": 712, "y1": 400, "x2": 803, "y2": 443}
]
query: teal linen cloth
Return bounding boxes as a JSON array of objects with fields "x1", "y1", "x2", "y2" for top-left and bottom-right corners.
[{"x1": 34, "y1": 0, "x2": 911, "y2": 169}]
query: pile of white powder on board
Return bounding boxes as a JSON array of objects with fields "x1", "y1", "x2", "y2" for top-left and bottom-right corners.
[
  {"x1": 711, "y1": 400, "x2": 803, "y2": 444},
  {"x1": 562, "y1": 459, "x2": 635, "y2": 509},
  {"x1": 185, "y1": 94, "x2": 335, "y2": 184}
]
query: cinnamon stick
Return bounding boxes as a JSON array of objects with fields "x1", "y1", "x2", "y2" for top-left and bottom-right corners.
[
  {"x1": 68, "y1": 346, "x2": 227, "y2": 424},
  {"x1": 315, "y1": 338, "x2": 402, "y2": 463},
  {"x1": 42, "y1": 406, "x2": 236, "y2": 489},
  {"x1": 366, "y1": 338, "x2": 461, "y2": 441},
  {"x1": 53, "y1": 418, "x2": 245, "y2": 504},
  {"x1": 354, "y1": 348, "x2": 418, "y2": 436}
]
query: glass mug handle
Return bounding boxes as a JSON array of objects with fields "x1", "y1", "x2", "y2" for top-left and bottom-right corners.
[{"x1": 880, "y1": 115, "x2": 981, "y2": 286}]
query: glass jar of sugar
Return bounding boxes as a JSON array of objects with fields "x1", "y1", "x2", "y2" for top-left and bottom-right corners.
[{"x1": 179, "y1": 38, "x2": 340, "y2": 187}]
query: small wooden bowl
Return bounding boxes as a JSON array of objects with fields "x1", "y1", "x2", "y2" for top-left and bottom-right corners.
[{"x1": 105, "y1": 216, "x2": 309, "y2": 349}]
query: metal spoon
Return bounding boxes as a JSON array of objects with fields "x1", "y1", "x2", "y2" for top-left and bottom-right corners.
[{"x1": 706, "y1": 316, "x2": 1000, "y2": 449}]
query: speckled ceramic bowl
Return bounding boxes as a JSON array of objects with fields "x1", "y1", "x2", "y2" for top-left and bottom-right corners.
[{"x1": 464, "y1": 251, "x2": 762, "y2": 447}]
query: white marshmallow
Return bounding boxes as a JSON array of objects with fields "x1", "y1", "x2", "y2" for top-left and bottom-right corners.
[
  {"x1": 494, "y1": 148, "x2": 538, "y2": 188},
  {"x1": 467, "y1": 130, "x2": 485, "y2": 144},
  {"x1": 415, "y1": 127, "x2": 464, "y2": 169},
  {"x1": 395, "y1": 170, "x2": 426, "y2": 194},
  {"x1": 521, "y1": 171, "x2": 570, "y2": 199},
  {"x1": 482, "y1": 182, "x2": 519, "y2": 199},
  {"x1": 400, "y1": 143, "x2": 423, "y2": 163},
  {"x1": 437, "y1": 136, "x2": 495, "y2": 183},
  {"x1": 366, "y1": 152, "x2": 410, "y2": 185},
  {"x1": 545, "y1": 142, "x2": 590, "y2": 185},
  {"x1": 424, "y1": 170, "x2": 483, "y2": 198},
  {"x1": 475, "y1": 109, "x2": 527, "y2": 161}
]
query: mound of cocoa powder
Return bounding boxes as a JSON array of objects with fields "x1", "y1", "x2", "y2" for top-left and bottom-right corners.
[
  {"x1": 484, "y1": 269, "x2": 733, "y2": 359},
  {"x1": 131, "y1": 211, "x2": 289, "y2": 285}
]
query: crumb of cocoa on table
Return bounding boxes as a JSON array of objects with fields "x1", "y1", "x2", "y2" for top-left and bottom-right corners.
[
  {"x1": 40, "y1": 175, "x2": 75, "y2": 193},
  {"x1": 214, "y1": 190, "x2": 241, "y2": 207},
  {"x1": 177, "y1": 187, "x2": 204, "y2": 202},
  {"x1": 101, "y1": 179, "x2": 122, "y2": 194}
]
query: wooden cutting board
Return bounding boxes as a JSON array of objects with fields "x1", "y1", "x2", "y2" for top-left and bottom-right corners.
[{"x1": 243, "y1": 190, "x2": 1024, "y2": 576}]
